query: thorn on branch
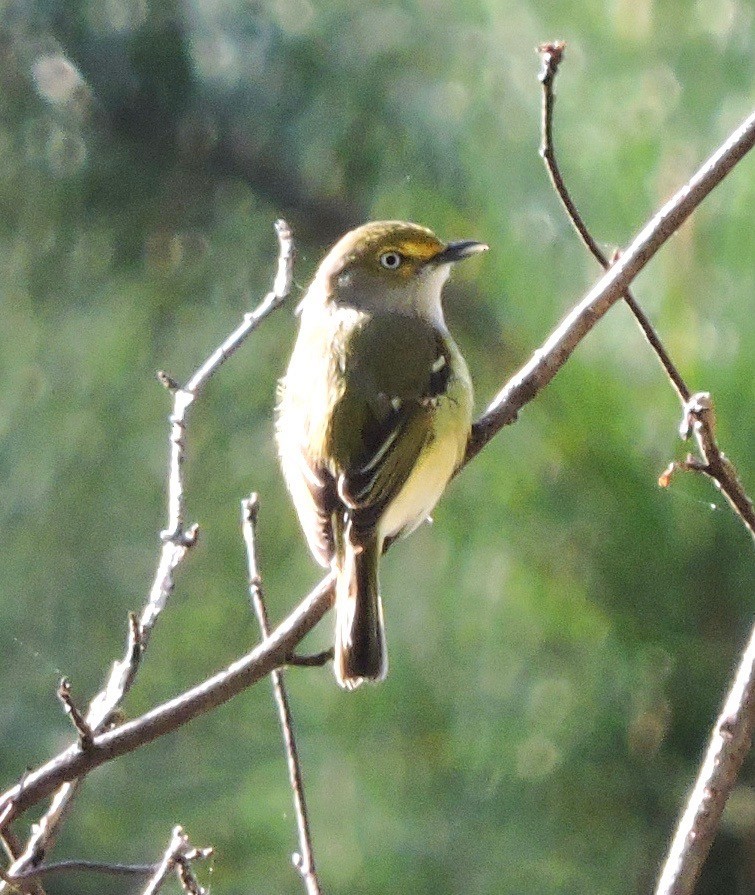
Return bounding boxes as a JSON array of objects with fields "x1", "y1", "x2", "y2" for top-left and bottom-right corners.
[{"x1": 57, "y1": 679, "x2": 94, "y2": 749}]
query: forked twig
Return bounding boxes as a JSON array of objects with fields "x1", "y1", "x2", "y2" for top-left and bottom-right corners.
[
  {"x1": 141, "y1": 827, "x2": 212, "y2": 895},
  {"x1": 536, "y1": 42, "x2": 754, "y2": 542},
  {"x1": 660, "y1": 393, "x2": 755, "y2": 542},
  {"x1": 242, "y1": 495, "x2": 322, "y2": 895}
]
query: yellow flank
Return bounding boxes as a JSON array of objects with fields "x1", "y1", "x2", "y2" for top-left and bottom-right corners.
[{"x1": 381, "y1": 347, "x2": 472, "y2": 539}]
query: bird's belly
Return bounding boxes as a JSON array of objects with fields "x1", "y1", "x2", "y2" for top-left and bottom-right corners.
[{"x1": 380, "y1": 406, "x2": 467, "y2": 539}]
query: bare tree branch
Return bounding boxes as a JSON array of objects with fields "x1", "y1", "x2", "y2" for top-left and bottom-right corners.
[
  {"x1": 287, "y1": 650, "x2": 333, "y2": 668},
  {"x1": 159, "y1": 216, "x2": 295, "y2": 544},
  {"x1": 0, "y1": 575, "x2": 336, "y2": 826},
  {"x1": 1, "y1": 219, "x2": 294, "y2": 890},
  {"x1": 5, "y1": 859, "x2": 158, "y2": 880},
  {"x1": 242, "y1": 495, "x2": 322, "y2": 895},
  {"x1": 652, "y1": 394, "x2": 755, "y2": 895},
  {"x1": 536, "y1": 42, "x2": 754, "y2": 543},
  {"x1": 660, "y1": 393, "x2": 755, "y2": 542},
  {"x1": 533, "y1": 43, "x2": 755, "y2": 895}
]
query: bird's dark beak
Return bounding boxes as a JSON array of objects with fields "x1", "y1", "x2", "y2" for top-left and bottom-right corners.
[{"x1": 432, "y1": 240, "x2": 489, "y2": 265}]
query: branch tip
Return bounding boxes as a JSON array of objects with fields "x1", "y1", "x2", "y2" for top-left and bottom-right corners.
[
  {"x1": 156, "y1": 370, "x2": 180, "y2": 392},
  {"x1": 537, "y1": 40, "x2": 565, "y2": 84},
  {"x1": 658, "y1": 463, "x2": 676, "y2": 489},
  {"x1": 242, "y1": 493, "x2": 261, "y2": 525},
  {"x1": 274, "y1": 218, "x2": 293, "y2": 242}
]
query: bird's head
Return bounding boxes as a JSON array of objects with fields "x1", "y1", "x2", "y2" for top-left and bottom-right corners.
[{"x1": 303, "y1": 220, "x2": 488, "y2": 324}]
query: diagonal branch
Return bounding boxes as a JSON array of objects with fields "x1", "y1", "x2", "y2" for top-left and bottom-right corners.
[
  {"x1": 537, "y1": 41, "x2": 754, "y2": 541},
  {"x1": 654, "y1": 616, "x2": 755, "y2": 895},
  {"x1": 0, "y1": 574, "x2": 336, "y2": 825}
]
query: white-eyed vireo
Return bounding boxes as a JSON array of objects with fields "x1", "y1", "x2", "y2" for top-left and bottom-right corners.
[{"x1": 276, "y1": 221, "x2": 487, "y2": 689}]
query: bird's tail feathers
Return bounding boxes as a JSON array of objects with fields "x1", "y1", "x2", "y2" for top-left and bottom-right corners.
[{"x1": 333, "y1": 532, "x2": 387, "y2": 690}]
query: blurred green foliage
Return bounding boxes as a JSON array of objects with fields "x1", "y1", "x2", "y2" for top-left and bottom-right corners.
[{"x1": 1, "y1": 0, "x2": 753, "y2": 893}]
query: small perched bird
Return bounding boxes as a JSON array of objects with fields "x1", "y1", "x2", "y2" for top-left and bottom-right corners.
[{"x1": 276, "y1": 221, "x2": 487, "y2": 689}]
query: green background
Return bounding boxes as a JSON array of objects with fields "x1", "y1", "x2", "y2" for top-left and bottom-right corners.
[{"x1": 1, "y1": 1, "x2": 753, "y2": 893}]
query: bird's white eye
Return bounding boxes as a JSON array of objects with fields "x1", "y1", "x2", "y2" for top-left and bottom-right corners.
[{"x1": 379, "y1": 251, "x2": 403, "y2": 270}]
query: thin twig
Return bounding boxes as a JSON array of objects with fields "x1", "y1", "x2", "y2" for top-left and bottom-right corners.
[
  {"x1": 537, "y1": 41, "x2": 690, "y2": 404},
  {"x1": 536, "y1": 42, "x2": 755, "y2": 541},
  {"x1": 6, "y1": 859, "x2": 157, "y2": 879},
  {"x1": 242, "y1": 495, "x2": 322, "y2": 895},
  {"x1": 0, "y1": 220, "x2": 294, "y2": 890},
  {"x1": 669, "y1": 393, "x2": 755, "y2": 541},
  {"x1": 56, "y1": 680, "x2": 93, "y2": 749},
  {"x1": 160, "y1": 217, "x2": 294, "y2": 543},
  {"x1": 652, "y1": 394, "x2": 755, "y2": 895},
  {"x1": 2, "y1": 112, "x2": 754, "y2": 832},
  {"x1": 534, "y1": 44, "x2": 755, "y2": 895}
]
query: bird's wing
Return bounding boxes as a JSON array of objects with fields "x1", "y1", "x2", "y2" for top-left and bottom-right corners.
[{"x1": 327, "y1": 314, "x2": 452, "y2": 540}]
